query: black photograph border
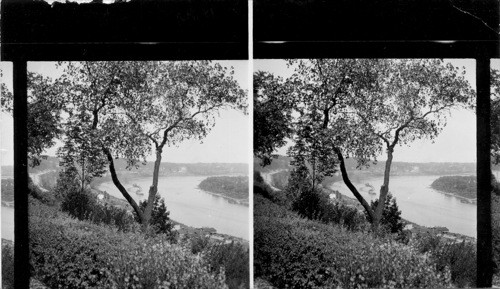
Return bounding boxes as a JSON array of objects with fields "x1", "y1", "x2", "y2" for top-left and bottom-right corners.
[{"x1": 1, "y1": 0, "x2": 499, "y2": 287}]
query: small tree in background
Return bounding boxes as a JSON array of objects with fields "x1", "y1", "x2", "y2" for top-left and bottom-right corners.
[
  {"x1": 135, "y1": 194, "x2": 175, "y2": 238},
  {"x1": 369, "y1": 193, "x2": 404, "y2": 234},
  {"x1": 53, "y1": 166, "x2": 81, "y2": 201}
]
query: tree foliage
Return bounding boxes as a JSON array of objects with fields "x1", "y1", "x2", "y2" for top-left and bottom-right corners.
[
  {"x1": 1, "y1": 70, "x2": 64, "y2": 167},
  {"x1": 254, "y1": 71, "x2": 293, "y2": 166}
]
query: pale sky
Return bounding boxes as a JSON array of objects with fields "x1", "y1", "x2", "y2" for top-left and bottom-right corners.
[
  {"x1": 255, "y1": 59, "x2": 500, "y2": 163},
  {"x1": 0, "y1": 61, "x2": 250, "y2": 165}
]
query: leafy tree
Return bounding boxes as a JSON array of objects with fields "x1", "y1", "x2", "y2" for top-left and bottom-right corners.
[
  {"x1": 55, "y1": 61, "x2": 246, "y2": 229},
  {"x1": 53, "y1": 165, "x2": 81, "y2": 201},
  {"x1": 254, "y1": 71, "x2": 293, "y2": 166},
  {"x1": 1, "y1": 70, "x2": 64, "y2": 167},
  {"x1": 285, "y1": 164, "x2": 313, "y2": 208},
  {"x1": 57, "y1": 121, "x2": 107, "y2": 193},
  {"x1": 263, "y1": 59, "x2": 474, "y2": 230}
]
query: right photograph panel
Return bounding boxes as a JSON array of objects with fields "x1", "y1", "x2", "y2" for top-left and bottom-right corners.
[{"x1": 254, "y1": 59, "x2": 479, "y2": 288}]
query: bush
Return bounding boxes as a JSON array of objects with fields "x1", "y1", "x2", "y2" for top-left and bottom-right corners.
[
  {"x1": 204, "y1": 242, "x2": 250, "y2": 289},
  {"x1": 370, "y1": 193, "x2": 404, "y2": 235},
  {"x1": 292, "y1": 187, "x2": 366, "y2": 231},
  {"x1": 61, "y1": 188, "x2": 97, "y2": 221},
  {"x1": 135, "y1": 194, "x2": 176, "y2": 239},
  {"x1": 29, "y1": 198, "x2": 228, "y2": 288},
  {"x1": 58, "y1": 178, "x2": 136, "y2": 232},
  {"x1": 191, "y1": 233, "x2": 211, "y2": 254},
  {"x1": 413, "y1": 233, "x2": 476, "y2": 287},
  {"x1": 53, "y1": 166, "x2": 81, "y2": 202},
  {"x1": 89, "y1": 203, "x2": 136, "y2": 232},
  {"x1": 254, "y1": 205, "x2": 452, "y2": 289},
  {"x1": 2, "y1": 240, "x2": 14, "y2": 289}
]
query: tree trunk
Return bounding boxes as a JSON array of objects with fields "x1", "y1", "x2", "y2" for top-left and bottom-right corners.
[
  {"x1": 334, "y1": 147, "x2": 375, "y2": 222},
  {"x1": 104, "y1": 148, "x2": 144, "y2": 223},
  {"x1": 372, "y1": 147, "x2": 394, "y2": 229},
  {"x1": 143, "y1": 148, "x2": 162, "y2": 229}
]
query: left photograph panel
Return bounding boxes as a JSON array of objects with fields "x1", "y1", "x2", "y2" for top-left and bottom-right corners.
[{"x1": 0, "y1": 61, "x2": 250, "y2": 288}]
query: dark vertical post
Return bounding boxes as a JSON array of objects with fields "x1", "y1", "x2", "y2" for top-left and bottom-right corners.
[
  {"x1": 13, "y1": 59, "x2": 29, "y2": 289},
  {"x1": 476, "y1": 57, "x2": 492, "y2": 287}
]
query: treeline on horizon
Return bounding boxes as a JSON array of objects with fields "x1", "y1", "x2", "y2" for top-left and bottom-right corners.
[
  {"x1": 431, "y1": 176, "x2": 477, "y2": 199},
  {"x1": 1, "y1": 156, "x2": 248, "y2": 178},
  {"x1": 198, "y1": 176, "x2": 249, "y2": 201},
  {"x1": 255, "y1": 155, "x2": 478, "y2": 176}
]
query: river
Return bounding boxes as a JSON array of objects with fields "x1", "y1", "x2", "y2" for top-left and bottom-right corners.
[
  {"x1": 97, "y1": 176, "x2": 249, "y2": 240},
  {"x1": 2, "y1": 206, "x2": 14, "y2": 241},
  {"x1": 329, "y1": 175, "x2": 476, "y2": 237}
]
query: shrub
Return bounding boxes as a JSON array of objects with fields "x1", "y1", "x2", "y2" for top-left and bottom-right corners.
[
  {"x1": 135, "y1": 194, "x2": 176, "y2": 239},
  {"x1": 292, "y1": 187, "x2": 366, "y2": 231},
  {"x1": 413, "y1": 233, "x2": 476, "y2": 287},
  {"x1": 254, "y1": 212, "x2": 451, "y2": 289},
  {"x1": 254, "y1": 193, "x2": 297, "y2": 219},
  {"x1": 89, "y1": 203, "x2": 136, "y2": 232},
  {"x1": 61, "y1": 188, "x2": 97, "y2": 221},
  {"x1": 29, "y1": 198, "x2": 228, "y2": 288},
  {"x1": 204, "y1": 242, "x2": 250, "y2": 289},
  {"x1": 53, "y1": 166, "x2": 81, "y2": 202},
  {"x1": 2, "y1": 240, "x2": 14, "y2": 289},
  {"x1": 370, "y1": 193, "x2": 404, "y2": 235},
  {"x1": 191, "y1": 233, "x2": 211, "y2": 254}
]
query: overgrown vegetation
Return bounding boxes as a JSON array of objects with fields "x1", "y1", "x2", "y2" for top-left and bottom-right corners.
[
  {"x1": 254, "y1": 171, "x2": 476, "y2": 288},
  {"x1": 412, "y1": 233, "x2": 476, "y2": 287},
  {"x1": 2, "y1": 240, "x2": 14, "y2": 289},
  {"x1": 255, "y1": 194, "x2": 452, "y2": 288},
  {"x1": 29, "y1": 197, "x2": 228, "y2": 288}
]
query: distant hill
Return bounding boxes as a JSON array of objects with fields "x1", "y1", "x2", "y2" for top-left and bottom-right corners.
[
  {"x1": 1, "y1": 156, "x2": 248, "y2": 180},
  {"x1": 255, "y1": 155, "x2": 476, "y2": 176}
]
